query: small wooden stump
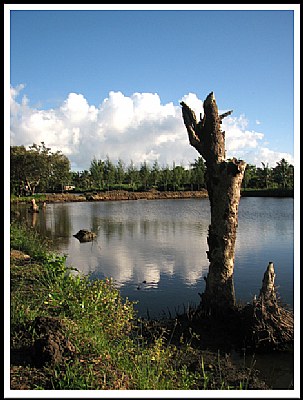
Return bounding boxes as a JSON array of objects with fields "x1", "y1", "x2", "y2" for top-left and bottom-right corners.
[
  {"x1": 29, "y1": 199, "x2": 39, "y2": 213},
  {"x1": 242, "y1": 262, "x2": 293, "y2": 351}
]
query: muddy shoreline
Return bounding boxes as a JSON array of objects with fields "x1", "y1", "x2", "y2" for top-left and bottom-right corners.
[
  {"x1": 11, "y1": 187, "x2": 293, "y2": 205},
  {"x1": 12, "y1": 189, "x2": 209, "y2": 204}
]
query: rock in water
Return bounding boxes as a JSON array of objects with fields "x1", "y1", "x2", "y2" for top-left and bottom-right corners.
[{"x1": 73, "y1": 229, "x2": 96, "y2": 242}]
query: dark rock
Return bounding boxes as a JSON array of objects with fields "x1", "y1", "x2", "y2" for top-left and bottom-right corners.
[{"x1": 73, "y1": 229, "x2": 97, "y2": 242}]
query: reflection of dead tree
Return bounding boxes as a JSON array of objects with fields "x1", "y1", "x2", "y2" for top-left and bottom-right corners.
[{"x1": 180, "y1": 92, "x2": 293, "y2": 350}]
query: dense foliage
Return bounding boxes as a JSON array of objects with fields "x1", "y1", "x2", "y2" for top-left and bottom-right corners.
[
  {"x1": 242, "y1": 159, "x2": 294, "y2": 190},
  {"x1": 10, "y1": 143, "x2": 294, "y2": 195},
  {"x1": 10, "y1": 143, "x2": 70, "y2": 195}
]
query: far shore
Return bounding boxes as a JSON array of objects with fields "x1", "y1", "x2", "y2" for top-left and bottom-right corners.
[
  {"x1": 10, "y1": 188, "x2": 293, "y2": 205},
  {"x1": 11, "y1": 189, "x2": 208, "y2": 204}
]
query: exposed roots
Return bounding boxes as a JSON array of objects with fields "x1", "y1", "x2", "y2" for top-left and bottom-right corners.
[
  {"x1": 241, "y1": 296, "x2": 294, "y2": 352},
  {"x1": 241, "y1": 262, "x2": 294, "y2": 352}
]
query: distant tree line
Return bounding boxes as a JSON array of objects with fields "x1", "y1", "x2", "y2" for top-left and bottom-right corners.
[
  {"x1": 71, "y1": 156, "x2": 295, "y2": 193},
  {"x1": 10, "y1": 143, "x2": 294, "y2": 196},
  {"x1": 242, "y1": 159, "x2": 294, "y2": 190},
  {"x1": 73, "y1": 155, "x2": 207, "y2": 192}
]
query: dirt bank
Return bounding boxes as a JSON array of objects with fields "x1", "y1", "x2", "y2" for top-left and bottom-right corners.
[
  {"x1": 11, "y1": 188, "x2": 293, "y2": 205},
  {"x1": 13, "y1": 190, "x2": 209, "y2": 204}
]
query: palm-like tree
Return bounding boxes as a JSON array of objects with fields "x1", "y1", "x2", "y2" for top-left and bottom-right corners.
[
  {"x1": 273, "y1": 158, "x2": 293, "y2": 189},
  {"x1": 261, "y1": 162, "x2": 272, "y2": 189},
  {"x1": 190, "y1": 157, "x2": 206, "y2": 190}
]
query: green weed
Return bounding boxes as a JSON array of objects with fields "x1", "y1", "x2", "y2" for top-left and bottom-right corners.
[{"x1": 10, "y1": 221, "x2": 256, "y2": 390}]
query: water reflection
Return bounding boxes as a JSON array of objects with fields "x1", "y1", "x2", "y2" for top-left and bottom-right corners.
[
  {"x1": 11, "y1": 197, "x2": 294, "y2": 318},
  {"x1": 30, "y1": 211, "x2": 38, "y2": 228},
  {"x1": 234, "y1": 197, "x2": 294, "y2": 307}
]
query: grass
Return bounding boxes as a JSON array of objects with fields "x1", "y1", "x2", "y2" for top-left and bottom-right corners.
[
  {"x1": 10, "y1": 221, "x2": 265, "y2": 390},
  {"x1": 10, "y1": 193, "x2": 47, "y2": 204}
]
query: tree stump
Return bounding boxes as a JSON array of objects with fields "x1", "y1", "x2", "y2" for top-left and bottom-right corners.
[
  {"x1": 181, "y1": 93, "x2": 246, "y2": 313},
  {"x1": 242, "y1": 262, "x2": 293, "y2": 351},
  {"x1": 259, "y1": 261, "x2": 276, "y2": 303},
  {"x1": 180, "y1": 92, "x2": 293, "y2": 351},
  {"x1": 29, "y1": 198, "x2": 39, "y2": 213}
]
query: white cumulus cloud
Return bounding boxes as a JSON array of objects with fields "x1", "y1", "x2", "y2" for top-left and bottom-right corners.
[
  {"x1": 10, "y1": 85, "x2": 293, "y2": 170},
  {"x1": 222, "y1": 114, "x2": 264, "y2": 152},
  {"x1": 60, "y1": 93, "x2": 98, "y2": 124}
]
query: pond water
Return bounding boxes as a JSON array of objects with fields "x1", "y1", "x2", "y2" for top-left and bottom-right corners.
[{"x1": 13, "y1": 197, "x2": 294, "y2": 319}]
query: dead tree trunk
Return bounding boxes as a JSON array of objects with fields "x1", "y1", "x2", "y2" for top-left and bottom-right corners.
[{"x1": 181, "y1": 92, "x2": 246, "y2": 313}]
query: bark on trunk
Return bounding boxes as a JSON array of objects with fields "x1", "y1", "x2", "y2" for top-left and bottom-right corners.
[{"x1": 181, "y1": 92, "x2": 246, "y2": 313}]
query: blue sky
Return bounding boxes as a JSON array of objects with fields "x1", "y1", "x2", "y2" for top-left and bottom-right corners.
[{"x1": 7, "y1": 5, "x2": 298, "y2": 171}]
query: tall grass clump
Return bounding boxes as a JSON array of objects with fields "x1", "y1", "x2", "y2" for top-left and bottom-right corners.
[
  {"x1": 9, "y1": 221, "x2": 199, "y2": 390},
  {"x1": 10, "y1": 193, "x2": 47, "y2": 204},
  {"x1": 10, "y1": 220, "x2": 51, "y2": 261}
]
